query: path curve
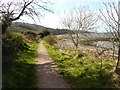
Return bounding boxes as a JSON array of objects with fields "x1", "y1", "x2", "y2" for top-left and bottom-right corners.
[{"x1": 36, "y1": 42, "x2": 71, "y2": 88}]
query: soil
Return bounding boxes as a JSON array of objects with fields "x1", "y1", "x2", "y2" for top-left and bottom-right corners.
[{"x1": 35, "y1": 42, "x2": 71, "y2": 88}]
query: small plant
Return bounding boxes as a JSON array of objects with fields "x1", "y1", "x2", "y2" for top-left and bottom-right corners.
[{"x1": 77, "y1": 50, "x2": 85, "y2": 58}]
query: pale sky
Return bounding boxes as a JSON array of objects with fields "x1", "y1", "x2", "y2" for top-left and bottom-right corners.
[
  {"x1": 17, "y1": 0, "x2": 119, "y2": 32},
  {"x1": 40, "y1": 0, "x2": 118, "y2": 28},
  {"x1": 40, "y1": 0, "x2": 103, "y2": 28}
]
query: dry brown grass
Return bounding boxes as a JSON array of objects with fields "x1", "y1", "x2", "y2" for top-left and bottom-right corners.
[{"x1": 55, "y1": 36, "x2": 118, "y2": 61}]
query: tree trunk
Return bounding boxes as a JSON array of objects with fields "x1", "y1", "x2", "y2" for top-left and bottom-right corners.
[
  {"x1": 116, "y1": 0, "x2": 120, "y2": 74},
  {"x1": 100, "y1": 56, "x2": 103, "y2": 77},
  {"x1": 112, "y1": 39, "x2": 115, "y2": 60},
  {"x1": 116, "y1": 43, "x2": 120, "y2": 73},
  {"x1": 75, "y1": 44, "x2": 78, "y2": 50},
  {"x1": 2, "y1": 23, "x2": 8, "y2": 34}
]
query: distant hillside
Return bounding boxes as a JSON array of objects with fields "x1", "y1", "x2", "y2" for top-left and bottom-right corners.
[
  {"x1": 12, "y1": 22, "x2": 70, "y2": 35},
  {"x1": 11, "y1": 22, "x2": 109, "y2": 36},
  {"x1": 13, "y1": 22, "x2": 45, "y2": 30}
]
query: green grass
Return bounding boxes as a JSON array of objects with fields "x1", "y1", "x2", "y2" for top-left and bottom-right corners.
[
  {"x1": 44, "y1": 42, "x2": 117, "y2": 88},
  {"x1": 2, "y1": 32, "x2": 39, "y2": 88}
]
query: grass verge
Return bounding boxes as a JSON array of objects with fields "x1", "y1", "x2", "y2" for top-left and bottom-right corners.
[
  {"x1": 2, "y1": 32, "x2": 39, "y2": 88},
  {"x1": 44, "y1": 42, "x2": 117, "y2": 88}
]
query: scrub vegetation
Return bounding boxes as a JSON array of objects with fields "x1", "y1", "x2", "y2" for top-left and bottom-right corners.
[{"x1": 2, "y1": 30, "x2": 39, "y2": 88}]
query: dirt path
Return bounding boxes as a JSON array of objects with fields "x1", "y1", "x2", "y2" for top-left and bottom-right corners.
[{"x1": 35, "y1": 42, "x2": 71, "y2": 88}]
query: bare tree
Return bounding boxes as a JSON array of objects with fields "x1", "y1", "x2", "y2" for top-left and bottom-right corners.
[
  {"x1": 95, "y1": 41, "x2": 110, "y2": 78},
  {"x1": 61, "y1": 6, "x2": 97, "y2": 49},
  {"x1": 0, "y1": 0, "x2": 53, "y2": 34},
  {"x1": 99, "y1": 1, "x2": 120, "y2": 73}
]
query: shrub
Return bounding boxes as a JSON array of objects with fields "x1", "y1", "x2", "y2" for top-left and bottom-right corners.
[
  {"x1": 43, "y1": 30, "x2": 50, "y2": 36},
  {"x1": 2, "y1": 32, "x2": 31, "y2": 66},
  {"x1": 2, "y1": 31, "x2": 38, "y2": 88},
  {"x1": 24, "y1": 31, "x2": 37, "y2": 41},
  {"x1": 44, "y1": 35, "x2": 56, "y2": 45}
]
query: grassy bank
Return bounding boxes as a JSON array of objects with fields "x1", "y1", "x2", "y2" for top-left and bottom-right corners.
[
  {"x1": 2, "y1": 31, "x2": 39, "y2": 88},
  {"x1": 44, "y1": 42, "x2": 117, "y2": 88}
]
